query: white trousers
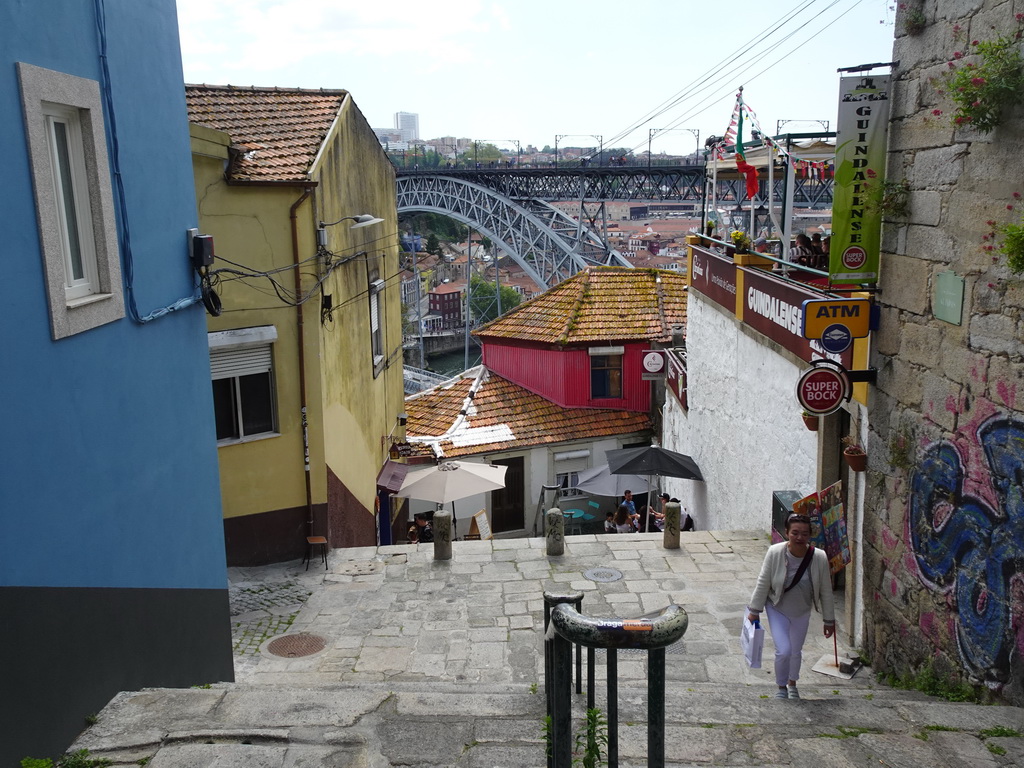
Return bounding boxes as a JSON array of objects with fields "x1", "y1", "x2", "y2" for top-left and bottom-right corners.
[{"x1": 765, "y1": 603, "x2": 811, "y2": 687}]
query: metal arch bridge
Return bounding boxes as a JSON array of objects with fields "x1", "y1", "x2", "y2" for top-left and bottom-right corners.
[{"x1": 396, "y1": 166, "x2": 832, "y2": 289}]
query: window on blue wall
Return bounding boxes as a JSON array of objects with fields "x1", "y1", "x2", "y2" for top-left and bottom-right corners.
[
  {"x1": 209, "y1": 327, "x2": 279, "y2": 444},
  {"x1": 590, "y1": 354, "x2": 622, "y2": 399},
  {"x1": 44, "y1": 103, "x2": 99, "y2": 301},
  {"x1": 18, "y1": 63, "x2": 125, "y2": 339}
]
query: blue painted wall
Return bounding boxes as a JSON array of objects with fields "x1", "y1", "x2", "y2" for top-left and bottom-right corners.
[{"x1": 0, "y1": 0, "x2": 227, "y2": 589}]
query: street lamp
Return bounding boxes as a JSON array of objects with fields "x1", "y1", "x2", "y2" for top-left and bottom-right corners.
[
  {"x1": 648, "y1": 128, "x2": 700, "y2": 169},
  {"x1": 555, "y1": 134, "x2": 603, "y2": 167},
  {"x1": 776, "y1": 119, "x2": 830, "y2": 135},
  {"x1": 478, "y1": 138, "x2": 522, "y2": 167},
  {"x1": 316, "y1": 214, "x2": 384, "y2": 247}
]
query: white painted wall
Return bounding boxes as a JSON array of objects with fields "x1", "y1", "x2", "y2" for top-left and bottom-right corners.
[{"x1": 662, "y1": 295, "x2": 818, "y2": 531}]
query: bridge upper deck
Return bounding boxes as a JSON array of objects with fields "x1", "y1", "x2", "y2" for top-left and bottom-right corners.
[{"x1": 396, "y1": 164, "x2": 831, "y2": 206}]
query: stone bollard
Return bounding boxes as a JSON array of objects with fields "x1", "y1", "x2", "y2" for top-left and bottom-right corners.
[
  {"x1": 546, "y1": 508, "x2": 564, "y2": 556},
  {"x1": 433, "y1": 510, "x2": 453, "y2": 560},
  {"x1": 663, "y1": 502, "x2": 681, "y2": 549}
]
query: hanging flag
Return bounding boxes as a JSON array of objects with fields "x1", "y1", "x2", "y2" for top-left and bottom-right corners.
[{"x1": 734, "y1": 90, "x2": 760, "y2": 199}]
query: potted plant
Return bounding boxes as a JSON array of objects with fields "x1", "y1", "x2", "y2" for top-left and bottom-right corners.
[
  {"x1": 801, "y1": 410, "x2": 819, "y2": 431},
  {"x1": 730, "y1": 230, "x2": 752, "y2": 253},
  {"x1": 842, "y1": 436, "x2": 867, "y2": 472}
]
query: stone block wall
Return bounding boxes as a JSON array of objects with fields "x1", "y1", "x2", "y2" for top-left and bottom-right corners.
[{"x1": 865, "y1": 0, "x2": 1024, "y2": 704}]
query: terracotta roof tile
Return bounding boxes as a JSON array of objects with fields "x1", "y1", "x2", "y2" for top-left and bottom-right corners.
[
  {"x1": 404, "y1": 368, "x2": 650, "y2": 459},
  {"x1": 474, "y1": 267, "x2": 687, "y2": 345},
  {"x1": 185, "y1": 84, "x2": 347, "y2": 182}
]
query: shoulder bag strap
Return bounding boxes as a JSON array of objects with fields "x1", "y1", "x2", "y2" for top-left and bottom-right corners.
[{"x1": 784, "y1": 545, "x2": 815, "y2": 593}]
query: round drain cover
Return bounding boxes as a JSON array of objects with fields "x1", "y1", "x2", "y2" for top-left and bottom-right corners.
[
  {"x1": 266, "y1": 633, "x2": 326, "y2": 658},
  {"x1": 337, "y1": 561, "x2": 384, "y2": 576},
  {"x1": 583, "y1": 567, "x2": 623, "y2": 583}
]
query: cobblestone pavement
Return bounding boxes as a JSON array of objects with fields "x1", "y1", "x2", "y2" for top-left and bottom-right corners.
[{"x1": 227, "y1": 563, "x2": 322, "y2": 675}]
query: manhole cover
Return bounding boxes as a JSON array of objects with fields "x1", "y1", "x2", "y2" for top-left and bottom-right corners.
[
  {"x1": 337, "y1": 561, "x2": 384, "y2": 576},
  {"x1": 583, "y1": 567, "x2": 623, "y2": 583},
  {"x1": 265, "y1": 633, "x2": 327, "y2": 658}
]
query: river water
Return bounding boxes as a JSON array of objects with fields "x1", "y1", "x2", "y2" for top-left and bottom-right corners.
[{"x1": 425, "y1": 348, "x2": 482, "y2": 377}]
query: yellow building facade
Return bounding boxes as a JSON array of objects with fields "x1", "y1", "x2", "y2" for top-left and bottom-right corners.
[{"x1": 188, "y1": 87, "x2": 405, "y2": 564}]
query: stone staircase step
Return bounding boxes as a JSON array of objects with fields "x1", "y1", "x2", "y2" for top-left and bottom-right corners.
[{"x1": 71, "y1": 681, "x2": 1024, "y2": 767}]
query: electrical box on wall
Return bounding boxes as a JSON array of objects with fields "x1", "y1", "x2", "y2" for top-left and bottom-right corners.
[{"x1": 189, "y1": 229, "x2": 214, "y2": 271}]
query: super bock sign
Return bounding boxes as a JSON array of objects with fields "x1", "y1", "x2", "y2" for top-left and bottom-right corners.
[{"x1": 796, "y1": 361, "x2": 851, "y2": 415}]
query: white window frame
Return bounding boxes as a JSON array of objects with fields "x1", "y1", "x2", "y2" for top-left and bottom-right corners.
[
  {"x1": 18, "y1": 63, "x2": 124, "y2": 340},
  {"x1": 44, "y1": 103, "x2": 99, "y2": 301},
  {"x1": 555, "y1": 471, "x2": 585, "y2": 499},
  {"x1": 208, "y1": 326, "x2": 279, "y2": 445},
  {"x1": 369, "y1": 276, "x2": 385, "y2": 374}
]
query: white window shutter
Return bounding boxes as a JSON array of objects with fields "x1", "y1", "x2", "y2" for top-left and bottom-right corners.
[{"x1": 210, "y1": 345, "x2": 272, "y2": 380}]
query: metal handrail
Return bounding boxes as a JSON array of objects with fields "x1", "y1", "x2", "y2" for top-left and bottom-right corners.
[{"x1": 544, "y1": 598, "x2": 688, "y2": 768}]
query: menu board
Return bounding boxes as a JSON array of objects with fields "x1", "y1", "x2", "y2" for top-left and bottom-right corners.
[{"x1": 467, "y1": 509, "x2": 492, "y2": 540}]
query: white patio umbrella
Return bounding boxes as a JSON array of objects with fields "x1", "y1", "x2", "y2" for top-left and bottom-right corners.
[
  {"x1": 573, "y1": 464, "x2": 651, "y2": 498},
  {"x1": 398, "y1": 461, "x2": 507, "y2": 537}
]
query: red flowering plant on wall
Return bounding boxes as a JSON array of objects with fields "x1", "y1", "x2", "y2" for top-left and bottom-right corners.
[
  {"x1": 981, "y1": 192, "x2": 1024, "y2": 274},
  {"x1": 932, "y1": 15, "x2": 1024, "y2": 132}
]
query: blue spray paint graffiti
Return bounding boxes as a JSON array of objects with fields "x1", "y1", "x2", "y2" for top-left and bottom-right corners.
[{"x1": 909, "y1": 417, "x2": 1024, "y2": 683}]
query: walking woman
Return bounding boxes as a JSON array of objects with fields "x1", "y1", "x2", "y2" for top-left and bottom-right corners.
[{"x1": 746, "y1": 513, "x2": 835, "y2": 699}]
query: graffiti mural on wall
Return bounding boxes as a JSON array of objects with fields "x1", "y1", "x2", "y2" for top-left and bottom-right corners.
[{"x1": 909, "y1": 416, "x2": 1024, "y2": 684}]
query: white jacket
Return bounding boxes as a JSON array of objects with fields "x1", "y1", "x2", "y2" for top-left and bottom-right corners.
[{"x1": 747, "y1": 542, "x2": 835, "y2": 624}]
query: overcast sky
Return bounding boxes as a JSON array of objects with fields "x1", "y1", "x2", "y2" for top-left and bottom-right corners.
[{"x1": 175, "y1": 0, "x2": 898, "y2": 155}]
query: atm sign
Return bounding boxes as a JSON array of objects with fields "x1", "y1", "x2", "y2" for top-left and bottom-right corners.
[{"x1": 801, "y1": 299, "x2": 870, "y2": 339}]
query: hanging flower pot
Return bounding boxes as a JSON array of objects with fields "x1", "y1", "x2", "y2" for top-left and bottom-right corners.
[
  {"x1": 801, "y1": 411, "x2": 819, "y2": 431},
  {"x1": 843, "y1": 445, "x2": 867, "y2": 472}
]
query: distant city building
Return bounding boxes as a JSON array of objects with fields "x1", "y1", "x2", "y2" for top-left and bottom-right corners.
[{"x1": 394, "y1": 111, "x2": 419, "y2": 141}]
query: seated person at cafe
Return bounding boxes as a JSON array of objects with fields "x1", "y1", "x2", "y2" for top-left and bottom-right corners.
[
  {"x1": 413, "y1": 513, "x2": 434, "y2": 543},
  {"x1": 788, "y1": 234, "x2": 817, "y2": 267}
]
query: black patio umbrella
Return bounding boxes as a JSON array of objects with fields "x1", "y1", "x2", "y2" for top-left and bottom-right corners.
[
  {"x1": 606, "y1": 446, "x2": 704, "y2": 531},
  {"x1": 606, "y1": 446, "x2": 704, "y2": 481}
]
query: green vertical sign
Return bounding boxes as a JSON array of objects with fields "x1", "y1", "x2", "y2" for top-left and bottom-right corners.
[{"x1": 830, "y1": 75, "x2": 891, "y2": 283}]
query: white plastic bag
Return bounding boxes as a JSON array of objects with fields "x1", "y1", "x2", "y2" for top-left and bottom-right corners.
[{"x1": 741, "y1": 616, "x2": 765, "y2": 669}]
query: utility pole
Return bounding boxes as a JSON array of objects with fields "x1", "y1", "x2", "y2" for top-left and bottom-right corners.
[{"x1": 464, "y1": 229, "x2": 473, "y2": 370}]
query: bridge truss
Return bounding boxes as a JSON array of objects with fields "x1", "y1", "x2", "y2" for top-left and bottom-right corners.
[
  {"x1": 398, "y1": 166, "x2": 832, "y2": 207},
  {"x1": 396, "y1": 174, "x2": 631, "y2": 290},
  {"x1": 396, "y1": 166, "x2": 833, "y2": 289}
]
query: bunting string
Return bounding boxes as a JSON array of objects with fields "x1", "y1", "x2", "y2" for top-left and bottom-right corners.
[{"x1": 715, "y1": 90, "x2": 834, "y2": 175}]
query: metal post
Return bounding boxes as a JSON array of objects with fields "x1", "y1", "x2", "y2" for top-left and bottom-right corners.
[
  {"x1": 575, "y1": 597, "x2": 582, "y2": 696},
  {"x1": 587, "y1": 647, "x2": 595, "y2": 710},
  {"x1": 648, "y1": 647, "x2": 666, "y2": 768},
  {"x1": 413, "y1": 245, "x2": 425, "y2": 369},
  {"x1": 607, "y1": 649, "x2": 618, "y2": 768},
  {"x1": 464, "y1": 228, "x2": 472, "y2": 370},
  {"x1": 552, "y1": 630, "x2": 572, "y2": 768},
  {"x1": 648, "y1": 128, "x2": 655, "y2": 170},
  {"x1": 544, "y1": 591, "x2": 583, "y2": 768}
]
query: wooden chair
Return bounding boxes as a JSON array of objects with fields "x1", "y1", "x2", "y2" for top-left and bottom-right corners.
[{"x1": 303, "y1": 535, "x2": 328, "y2": 571}]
